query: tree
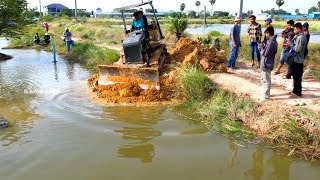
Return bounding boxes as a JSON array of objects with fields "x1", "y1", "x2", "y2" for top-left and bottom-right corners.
[
  {"x1": 276, "y1": 0, "x2": 284, "y2": 17},
  {"x1": 295, "y1": 9, "x2": 299, "y2": 15},
  {"x1": 209, "y1": 0, "x2": 216, "y2": 16},
  {"x1": 145, "y1": 8, "x2": 158, "y2": 13},
  {"x1": 308, "y1": 6, "x2": 318, "y2": 14},
  {"x1": 168, "y1": 12, "x2": 188, "y2": 40},
  {"x1": 180, "y1": 3, "x2": 186, "y2": 12},
  {"x1": 187, "y1": 10, "x2": 197, "y2": 18},
  {"x1": 318, "y1": 1, "x2": 320, "y2": 11},
  {"x1": 58, "y1": 8, "x2": 73, "y2": 17},
  {"x1": 195, "y1": 1, "x2": 201, "y2": 17},
  {"x1": 77, "y1": 10, "x2": 89, "y2": 17},
  {"x1": 0, "y1": 0, "x2": 29, "y2": 36}
]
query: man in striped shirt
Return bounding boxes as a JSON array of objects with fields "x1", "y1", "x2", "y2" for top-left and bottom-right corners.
[{"x1": 247, "y1": 15, "x2": 262, "y2": 67}]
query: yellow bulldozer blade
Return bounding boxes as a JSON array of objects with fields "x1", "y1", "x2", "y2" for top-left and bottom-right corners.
[
  {"x1": 98, "y1": 65, "x2": 160, "y2": 90},
  {"x1": 97, "y1": 44, "x2": 166, "y2": 90}
]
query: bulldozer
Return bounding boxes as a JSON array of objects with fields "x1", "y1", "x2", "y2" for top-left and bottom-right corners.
[{"x1": 97, "y1": 0, "x2": 167, "y2": 90}]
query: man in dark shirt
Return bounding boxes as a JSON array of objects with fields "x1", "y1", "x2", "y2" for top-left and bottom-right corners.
[
  {"x1": 274, "y1": 20, "x2": 295, "y2": 76},
  {"x1": 302, "y1": 22, "x2": 310, "y2": 58},
  {"x1": 227, "y1": 16, "x2": 241, "y2": 71}
]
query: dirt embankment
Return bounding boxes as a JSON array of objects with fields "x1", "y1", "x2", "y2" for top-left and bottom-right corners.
[
  {"x1": 0, "y1": 53, "x2": 13, "y2": 61},
  {"x1": 88, "y1": 38, "x2": 228, "y2": 104}
]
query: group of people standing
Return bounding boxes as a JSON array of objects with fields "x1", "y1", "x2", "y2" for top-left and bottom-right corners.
[{"x1": 227, "y1": 15, "x2": 310, "y2": 101}]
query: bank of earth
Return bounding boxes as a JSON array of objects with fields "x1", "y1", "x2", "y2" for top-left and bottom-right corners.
[{"x1": 89, "y1": 37, "x2": 320, "y2": 160}]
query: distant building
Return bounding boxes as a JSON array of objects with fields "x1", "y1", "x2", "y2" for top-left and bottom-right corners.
[
  {"x1": 44, "y1": 3, "x2": 67, "y2": 15},
  {"x1": 70, "y1": 9, "x2": 87, "y2": 14},
  {"x1": 309, "y1": 12, "x2": 320, "y2": 19},
  {"x1": 96, "y1": 7, "x2": 102, "y2": 14}
]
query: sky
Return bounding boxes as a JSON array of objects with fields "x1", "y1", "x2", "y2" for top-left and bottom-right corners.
[{"x1": 27, "y1": 0, "x2": 318, "y2": 15}]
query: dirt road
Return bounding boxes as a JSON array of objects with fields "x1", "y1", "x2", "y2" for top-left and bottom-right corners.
[{"x1": 209, "y1": 66, "x2": 320, "y2": 112}]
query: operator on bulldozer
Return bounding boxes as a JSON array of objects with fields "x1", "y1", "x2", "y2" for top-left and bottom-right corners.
[{"x1": 131, "y1": 11, "x2": 152, "y2": 66}]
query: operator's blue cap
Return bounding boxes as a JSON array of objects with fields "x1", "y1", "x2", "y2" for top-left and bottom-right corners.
[{"x1": 265, "y1": 17, "x2": 272, "y2": 23}]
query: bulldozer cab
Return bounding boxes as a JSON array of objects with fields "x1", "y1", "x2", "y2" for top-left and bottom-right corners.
[
  {"x1": 97, "y1": 1, "x2": 167, "y2": 91},
  {"x1": 114, "y1": 0, "x2": 164, "y2": 43}
]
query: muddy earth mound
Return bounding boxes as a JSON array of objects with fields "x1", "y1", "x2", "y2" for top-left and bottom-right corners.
[
  {"x1": 88, "y1": 38, "x2": 227, "y2": 104},
  {"x1": 0, "y1": 53, "x2": 13, "y2": 61}
]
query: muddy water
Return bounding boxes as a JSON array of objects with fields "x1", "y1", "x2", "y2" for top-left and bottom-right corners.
[
  {"x1": 1, "y1": 38, "x2": 320, "y2": 180},
  {"x1": 186, "y1": 24, "x2": 320, "y2": 44}
]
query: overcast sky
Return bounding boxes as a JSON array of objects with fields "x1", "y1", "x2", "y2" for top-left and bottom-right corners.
[{"x1": 27, "y1": 0, "x2": 318, "y2": 14}]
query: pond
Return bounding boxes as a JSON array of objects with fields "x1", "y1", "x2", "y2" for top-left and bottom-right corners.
[
  {"x1": 186, "y1": 24, "x2": 320, "y2": 44},
  {"x1": 1, "y1": 38, "x2": 320, "y2": 180}
]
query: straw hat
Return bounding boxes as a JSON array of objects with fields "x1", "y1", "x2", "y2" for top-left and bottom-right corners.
[{"x1": 234, "y1": 16, "x2": 241, "y2": 22}]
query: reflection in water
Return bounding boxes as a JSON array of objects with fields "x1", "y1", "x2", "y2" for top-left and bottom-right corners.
[
  {"x1": 267, "y1": 153, "x2": 291, "y2": 180},
  {"x1": 244, "y1": 146, "x2": 264, "y2": 180},
  {"x1": 66, "y1": 61, "x2": 75, "y2": 80},
  {"x1": 115, "y1": 127, "x2": 161, "y2": 163},
  {"x1": 0, "y1": 101, "x2": 40, "y2": 146},
  {"x1": 106, "y1": 107, "x2": 163, "y2": 163},
  {"x1": 228, "y1": 141, "x2": 239, "y2": 168},
  {"x1": 53, "y1": 62, "x2": 58, "y2": 80}
]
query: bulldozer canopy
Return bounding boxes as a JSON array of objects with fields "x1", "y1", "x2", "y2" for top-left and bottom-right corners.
[{"x1": 114, "y1": 0, "x2": 153, "y2": 12}]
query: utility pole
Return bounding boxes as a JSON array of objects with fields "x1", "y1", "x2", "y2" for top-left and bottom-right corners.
[
  {"x1": 239, "y1": 0, "x2": 243, "y2": 30},
  {"x1": 204, "y1": 6, "x2": 207, "y2": 26},
  {"x1": 239, "y1": 0, "x2": 243, "y2": 19},
  {"x1": 39, "y1": 0, "x2": 42, "y2": 18},
  {"x1": 75, "y1": 0, "x2": 78, "y2": 23}
]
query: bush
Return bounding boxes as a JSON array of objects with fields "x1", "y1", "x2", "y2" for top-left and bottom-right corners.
[
  {"x1": 208, "y1": 30, "x2": 224, "y2": 37},
  {"x1": 42, "y1": 14, "x2": 54, "y2": 22}
]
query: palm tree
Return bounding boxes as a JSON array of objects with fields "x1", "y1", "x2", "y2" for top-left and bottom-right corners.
[
  {"x1": 275, "y1": 0, "x2": 284, "y2": 18},
  {"x1": 169, "y1": 12, "x2": 188, "y2": 40},
  {"x1": 295, "y1": 9, "x2": 299, "y2": 15},
  {"x1": 318, "y1": 1, "x2": 320, "y2": 11},
  {"x1": 209, "y1": 0, "x2": 216, "y2": 16},
  {"x1": 180, "y1": 3, "x2": 186, "y2": 12},
  {"x1": 195, "y1": 1, "x2": 201, "y2": 17}
]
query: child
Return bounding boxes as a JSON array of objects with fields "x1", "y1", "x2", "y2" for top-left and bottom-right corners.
[{"x1": 259, "y1": 27, "x2": 278, "y2": 101}]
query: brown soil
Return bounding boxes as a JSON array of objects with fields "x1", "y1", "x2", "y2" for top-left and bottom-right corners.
[
  {"x1": 88, "y1": 38, "x2": 227, "y2": 104},
  {"x1": 0, "y1": 53, "x2": 13, "y2": 61}
]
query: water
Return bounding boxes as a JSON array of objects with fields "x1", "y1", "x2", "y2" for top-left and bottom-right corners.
[
  {"x1": 186, "y1": 24, "x2": 320, "y2": 43},
  {"x1": 1, "y1": 38, "x2": 320, "y2": 180}
]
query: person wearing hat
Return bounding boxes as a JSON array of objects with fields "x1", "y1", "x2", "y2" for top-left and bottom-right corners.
[
  {"x1": 285, "y1": 22, "x2": 308, "y2": 97},
  {"x1": 302, "y1": 22, "x2": 310, "y2": 58},
  {"x1": 227, "y1": 16, "x2": 242, "y2": 71},
  {"x1": 132, "y1": 11, "x2": 145, "y2": 30},
  {"x1": 262, "y1": 17, "x2": 274, "y2": 44},
  {"x1": 44, "y1": 33, "x2": 50, "y2": 45},
  {"x1": 63, "y1": 28, "x2": 74, "y2": 52}
]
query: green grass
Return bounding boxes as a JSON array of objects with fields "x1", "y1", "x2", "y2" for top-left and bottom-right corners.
[
  {"x1": 65, "y1": 43, "x2": 119, "y2": 73},
  {"x1": 177, "y1": 66, "x2": 320, "y2": 159},
  {"x1": 177, "y1": 66, "x2": 255, "y2": 138},
  {"x1": 178, "y1": 66, "x2": 214, "y2": 102}
]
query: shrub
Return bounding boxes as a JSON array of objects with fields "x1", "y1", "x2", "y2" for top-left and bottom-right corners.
[{"x1": 42, "y1": 14, "x2": 54, "y2": 22}]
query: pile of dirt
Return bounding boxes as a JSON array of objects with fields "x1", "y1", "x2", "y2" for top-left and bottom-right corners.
[
  {"x1": 168, "y1": 38, "x2": 227, "y2": 72},
  {"x1": 88, "y1": 74, "x2": 172, "y2": 104},
  {"x1": 88, "y1": 38, "x2": 228, "y2": 104}
]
